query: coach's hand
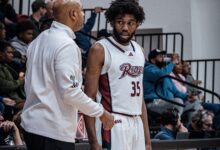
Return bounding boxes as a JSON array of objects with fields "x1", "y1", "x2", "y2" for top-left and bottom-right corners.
[{"x1": 99, "y1": 110, "x2": 114, "y2": 130}]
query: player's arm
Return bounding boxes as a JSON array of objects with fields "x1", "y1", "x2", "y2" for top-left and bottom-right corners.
[
  {"x1": 140, "y1": 98, "x2": 152, "y2": 150},
  {"x1": 84, "y1": 43, "x2": 105, "y2": 150}
]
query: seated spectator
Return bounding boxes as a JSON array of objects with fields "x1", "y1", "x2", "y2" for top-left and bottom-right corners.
[
  {"x1": 75, "y1": 6, "x2": 103, "y2": 69},
  {"x1": 10, "y1": 20, "x2": 35, "y2": 73},
  {"x1": 0, "y1": 0, "x2": 17, "y2": 39},
  {"x1": 170, "y1": 62, "x2": 187, "y2": 93},
  {"x1": 143, "y1": 49, "x2": 200, "y2": 115},
  {"x1": 10, "y1": 20, "x2": 35, "y2": 57},
  {"x1": 0, "y1": 22, "x2": 6, "y2": 40},
  {"x1": 188, "y1": 109, "x2": 219, "y2": 150},
  {"x1": 170, "y1": 61, "x2": 220, "y2": 126},
  {"x1": 40, "y1": 0, "x2": 54, "y2": 32},
  {"x1": 41, "y1": 0, "x2": 54, "y2": 21},
  {"x1": 188, "y1": 109, "x2": 214, "y2": 133},
  {"x1": 0, "y1": 0, "x2": 17, "y2": 24},
  {"x1": 0, "y1": 41, "x2": 25, "y2": 106},
  {"x1": 0, "y1": 111, "x2": 23, "y2": 145},
  {"x1": 154, "y1": 108, "x2": 188, "y2": 140},
  {"x1": 29, "y1": 0, "x2": 46, "y2": 38},
  {"x1": 182, "y1": 61, "x2": 202, "y2": 97}
]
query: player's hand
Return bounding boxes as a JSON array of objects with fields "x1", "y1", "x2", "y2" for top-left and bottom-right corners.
[
  {"x1": 90, "y1": 142, "x2": 102, "y2": 150},
  {"x1": 99, "y1": 110, "x2": 114, "y2": 130}
]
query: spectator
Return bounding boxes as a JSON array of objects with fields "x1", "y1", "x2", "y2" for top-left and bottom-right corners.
[
  {"x1": 143, "y1": 49, "x2": 199, "y2": 115},
  {"x1": 182, "y1": 61, "x2": 202, "y2": 96},
  {"x1": 188, "y1": 109, "x2": 214, "y2": 132},
  {"x1": 0, "y1": 41, "x2": 25, "y2": 105},
  {"x1": 188, "y1": 110, "x2": 219, "y2": 150},
  {"x1": 29, "y1": 0, "x2": 46, "y2": 38},
  {"x1": 0, "y1": 0, "x2": 17, "y2": 39},
  {"x1": 170, "y1": 62, "x2": 187, "y2": 93},
  {"x1": 0, "y1": 22, "x2": 6, "y2": 40},
  {"x1": 154, "y1": 108, "x2": 188, "y2": 140},
  {"x1": 43, "y1": 0, "x2": 54, "y2": 20},
  {"x1": 0, "y1": 0, "x2": 17, "y2": 24},
  {"x1": 10, "y1": 20, "x2": 35, "y2": 57},
  {"x1": 40, "y1": 0, "x2": 54, "y2": 32},
  {"x1": 75, "y1": 6, "x2": 103, "y2": 69},
  {"x1": 0, "y1": 111, "x2": 23, "y2": 146},
  {"x1": 170, "y1": 61, "x2": 220, "y2": 126}
]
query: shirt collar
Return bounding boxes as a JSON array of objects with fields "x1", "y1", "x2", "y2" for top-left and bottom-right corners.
[{"x1": 51, "y1": 21, "x2": 76, "y2": 39}]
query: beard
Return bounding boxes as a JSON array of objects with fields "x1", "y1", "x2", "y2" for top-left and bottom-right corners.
[
  {"x1": 112, "y1": 28, "x2": 135, "y2": 45},
  {"x1": 155, "y1": 60, "x2": 164, "y2": 68}
]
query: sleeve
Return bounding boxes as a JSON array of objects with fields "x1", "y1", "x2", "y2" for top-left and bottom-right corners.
[
  {"x1": 171, "y1": 80, "x2": 187, "y2": 101},
  {"x1": 0, "y1": 69, "x2": 24, "y2": 93},
  {"x1": 54, "y1": 43, "x2": 104, "y2": 117},
  {"x1": 144, "y1": 63, "x2": 175, "y2": 82},
  {"x1": 82, "y1": 12, "x2": 97, "y2": 33}
]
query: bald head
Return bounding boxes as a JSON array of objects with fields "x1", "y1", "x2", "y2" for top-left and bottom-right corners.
[
  {"x1": 52, "y1": 0, "x2": 84, "y2": 31},
  {"x1": 53, "y1": 0, "x2": 81, "y2": 19}
]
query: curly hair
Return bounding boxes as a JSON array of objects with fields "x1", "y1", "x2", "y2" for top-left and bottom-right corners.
[
  {"x1": 16, "y1": 20, "x2": 35, "y2": 36},
  {"x1": 105, "y1": 0, "x2": 145, "y2": 24}
]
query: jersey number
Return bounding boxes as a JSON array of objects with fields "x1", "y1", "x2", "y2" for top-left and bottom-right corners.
[{"x1": 131, "y1": 81, "x2": 140, "y2": 97}]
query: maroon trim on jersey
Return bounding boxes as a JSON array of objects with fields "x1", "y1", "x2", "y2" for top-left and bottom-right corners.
[
  {"x1": 99, "y1": 73, "x2": 112, "y2": 112},
  {"x1": 99, "y1": 73, "x2": 112, "y2": 149}
]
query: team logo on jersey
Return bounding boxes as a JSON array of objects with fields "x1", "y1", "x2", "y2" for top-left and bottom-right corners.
[
  {"x1": 128, "y1": 52, "x2": 133, "y2": 56},
  {"x1": 119, "y1": 63, "x2": 143, "y2": 79}
]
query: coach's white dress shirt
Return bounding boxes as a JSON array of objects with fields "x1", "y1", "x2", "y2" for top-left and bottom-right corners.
[{"x1": 21, "y1": 21, "x2": 104, "y2": 142}]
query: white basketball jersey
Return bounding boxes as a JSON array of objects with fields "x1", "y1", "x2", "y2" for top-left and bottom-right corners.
[{"x1": 97, "y1": 37, "x2": 145, "y2": 115}]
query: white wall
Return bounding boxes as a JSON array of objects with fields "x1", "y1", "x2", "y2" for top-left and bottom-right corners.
[
  {"x1": 191, "y1": 0, "x2": 220, "y2": 59},
  {"x1": 191, "y1": 0, "x2": 220, "y2": 101}
]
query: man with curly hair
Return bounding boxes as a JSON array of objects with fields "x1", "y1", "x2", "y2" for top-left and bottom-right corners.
[{"x1": 84, "y1": 0, "x2": 151, "y2": 149}]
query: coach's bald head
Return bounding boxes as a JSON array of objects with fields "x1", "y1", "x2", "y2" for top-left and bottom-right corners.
[{"x1": 52, "y1": 0, "x2": 84, "y2": 31}]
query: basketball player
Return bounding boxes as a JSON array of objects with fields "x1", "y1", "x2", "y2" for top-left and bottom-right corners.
[{"x1": 84, "y1": 0, "x2": 151, "y2": 150}]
